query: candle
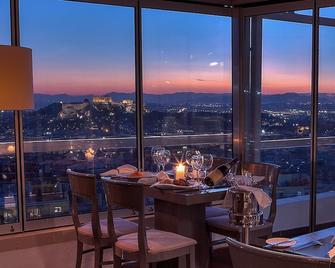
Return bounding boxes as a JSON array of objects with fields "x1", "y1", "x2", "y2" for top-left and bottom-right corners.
[
  {"x1": 175, "y1": 163, "x2": 185, "y2": 180},
  {"x1": 85, "y1": 148, "x2": 95, "y2": 161}
]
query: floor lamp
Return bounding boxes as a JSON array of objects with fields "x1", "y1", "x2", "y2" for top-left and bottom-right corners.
[
  {"x1": 0, "y1": 45, "x2": 33, "y2": 157},
  {"x1": 0, "y1": 45, "x2": 33, "y2": 110}
]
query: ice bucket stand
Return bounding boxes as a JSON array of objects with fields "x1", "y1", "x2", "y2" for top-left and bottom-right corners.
[{"x1": 228, "y1": 188, "x2": 263, "y2": 244}]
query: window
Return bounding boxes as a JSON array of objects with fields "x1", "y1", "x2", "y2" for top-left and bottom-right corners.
[
  {"x1": 317, "y1": 5, "x2": 335, "y2": 227},
  {"x1": 142, "y1": 9, "x2": 232, "y2": 170},
  {"x1": 0, "y1": 0, "x2": 10, "y2": 45},
  {"x1": 0, "y1": 0, "x2": 20, "y2": 231},
  {"x1": 244, "y1": 10, "x2": 312, "y2": 231},
  {"x1": 20, "y1": 0, "x2": 136, "y2": 226}
]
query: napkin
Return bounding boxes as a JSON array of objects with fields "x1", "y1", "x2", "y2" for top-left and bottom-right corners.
[
  {"x1": 329, "y1": 236, "x2": 335, "y2": 260},
  {"x1": 233, "y1": 175, "x2": 265, "y2": 186},
  {"x1": 156, "y1": 171, "x2": 170, "y2": 182},
  {"x1": 329, "y1": 246, "x2": 335, "y2": 260},
  {"x1": 222, "y1": 185, "x2": 272, "y2": 209},
  {"x1": 100, "y1": 164, "x2": 137, "y2": 177},
  {"x1": 138, "y1": 171, "x2": 171, "y2": 185},
  {"x1": 149, "y1": 171, "x2": 175, "y2": 187}
]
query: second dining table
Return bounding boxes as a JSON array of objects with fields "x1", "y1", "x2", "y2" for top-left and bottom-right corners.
[
  {"x1": 145, "y1": 186, "x2": 229, "y2": 268},
  {"x1": 267, "y1": 226, "x2": 335, "y2": 259}
]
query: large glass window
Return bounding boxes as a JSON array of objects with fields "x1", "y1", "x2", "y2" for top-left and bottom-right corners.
[
  {"x1": 20, "y1": 0, "x2": 136, "y2": 223},
  {"x1": 317, "y1": 5, "x2": 335, "y2": 227},
  {"x1": 245, "y1": 10, "x2": 312, "y2": 231},
  {"x1": 0, "y1": 0, "x2": 10, "y2": 45},
  {"x1": 142, "y1": 9, "x2": 232, "y2": 170},
  {"x1": 0, "y1": 0, "x2": 19, "y2": 228}
]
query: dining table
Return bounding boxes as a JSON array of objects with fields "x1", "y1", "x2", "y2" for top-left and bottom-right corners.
[
  {"x1": 144, "y1": 186, "x2": 229, "y2": 268},
  {"x1": 268, "y1": 226, "x2": 335, "y2": 259}
]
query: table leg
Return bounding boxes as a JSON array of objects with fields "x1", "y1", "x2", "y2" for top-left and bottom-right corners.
[
  {"x1": 242, "y1": 226, "x2": 250, "y2": 244},
  {"x1": 154, "y1": 199, "x2": 209, "y2": 268}
]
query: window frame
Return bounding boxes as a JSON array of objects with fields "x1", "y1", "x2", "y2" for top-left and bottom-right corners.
[
  {"x1": 4, "y1": 0, "x2": 235, "y2": 233},
  {"x1": 4, "y1": 0, "x2": 334, "y2": 235}
]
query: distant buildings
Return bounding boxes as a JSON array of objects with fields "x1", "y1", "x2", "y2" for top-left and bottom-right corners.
[
  {"x1": 92, "y1": 96, "x2": 113, "y2": 105},
  {"x1": 121, "y1": 99, "x2": 135, "y2": 113},
  {"x1": 58, "y1": 99, "x2": 90, "y2": 119},
  {"x1": 58, "y1": 97, "x2": 136, "y2": 119}
]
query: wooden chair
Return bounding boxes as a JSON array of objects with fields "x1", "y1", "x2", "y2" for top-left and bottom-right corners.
[
  {"x1": 102, "y1": 178, "x2": 197, "y2": 268},
  {"x1": 206, "y1": 162, "x2": 280, "y2": 246},
  {"x1": 67, "y1": 170, "x2": 138, "y2": 268},
  {"x1": 226, "y1": 237, "x2": 334, "y2": 268}
]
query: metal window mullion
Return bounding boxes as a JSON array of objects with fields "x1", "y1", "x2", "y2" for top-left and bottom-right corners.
[
  {"x1": 309, "y1": 0, "x2": 320, "y2": 233},
  {"x1": 10, "y1": 0, "x2": 25, "y2": 233},
  {"x1": 135, "y1": 1, "x2": 144, "y2": 170},
  {"x1": 232, "y1": 8, "x2": 244, "y2": 161}
]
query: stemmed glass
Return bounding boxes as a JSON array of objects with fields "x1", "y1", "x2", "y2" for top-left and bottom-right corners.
[
  {"x1": 190, "y1": 154, "x2": 203, "y2": 179},
  {"x1": 151, "y1": 146, "x2": 171, "y2": 171},
  {"x1": 185, "y1": 149, "x2": 201, "y2": 171},
  {"x1": 157, "y1": 149, "x2": 171, "y2": 171},
  {"x1": 151, "y1": 146, "x2": 164, "y2": 172},
  {"x1": 241, "y1": 169, "x2": 253, "y2": 186},
  {"x1": 201, "y1": 154, "x2": 213, "y2": 178}
]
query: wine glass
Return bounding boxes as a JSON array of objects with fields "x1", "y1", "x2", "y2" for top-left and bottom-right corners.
[
  {"x1": 157, "y1": 149, "x2": 171, "y2": 171},
  {"x1": 151, "y1": 145, "x2": 164, "y2": 171},
  {"x1": 201, "y1": 154, "x2": 213, "y2": 178},
  {"x1": 242, "y1": 169, "x2": 253, "y2": 186},
  {"x1": 190, "y1": 154, "x2": 203, "y2": 179},
  {"x1": 185, "y1": 149, "x2": 201, "y2": 167}
]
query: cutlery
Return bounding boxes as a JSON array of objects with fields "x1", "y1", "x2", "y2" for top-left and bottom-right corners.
[{"x1": 294, "y1": 240, "x2": 323, "y2": 251}]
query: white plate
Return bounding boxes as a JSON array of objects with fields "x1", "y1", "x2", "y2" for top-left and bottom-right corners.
[
  {"x1": 117, "y1": 172, "x2": 156, "y2": 179},
  {"x1": 266, "y1": 237, "x2": 296, "y2": 248},
  {"x1": 152, "y1": 183, "x2": 199, "y2": 190}
]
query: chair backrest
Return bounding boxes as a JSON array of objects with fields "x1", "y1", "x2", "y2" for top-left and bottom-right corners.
[
  {"x1": 67, "y1": 169, "x2": 102, "y2": 238},
  {"x1": 241, "y1": 162, "x2": 280, "y2": 223},
  {"x1": 226, "y1": 237, "x2": 333, "y2": 268},
  {"x1": 102, "y1": 179, "x2": 148, "y2": 255}
]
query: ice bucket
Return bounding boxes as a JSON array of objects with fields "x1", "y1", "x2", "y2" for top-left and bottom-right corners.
[{"x1": 229, "y1": 188, "x2": 263, "y2": 227}]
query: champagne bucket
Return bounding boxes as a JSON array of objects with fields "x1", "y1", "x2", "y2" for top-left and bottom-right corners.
[{"x1": 229, "y1": 188, "x2": 263, "y2": 227}]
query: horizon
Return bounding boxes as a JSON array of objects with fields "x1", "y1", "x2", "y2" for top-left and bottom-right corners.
[{"x1": 33, "y1": 91, "x2": 335, "y2": 97}]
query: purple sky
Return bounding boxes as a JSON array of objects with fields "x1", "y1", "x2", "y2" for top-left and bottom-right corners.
[{"x1": 1, "y1": 1, "x2": 333, "y2": 95}]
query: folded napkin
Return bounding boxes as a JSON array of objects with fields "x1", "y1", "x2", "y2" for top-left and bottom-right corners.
[
  {"x1": 138, "y1": 171, "x2": 171, "y2": 186},
  {"x1": 156, "y1": 171, "x2": 170, "y2": 182},
  {"x1": 149, "y1": 171, "x2": 175, "y2": 187},
  {"x1": 222, "y1": 185, "x2": 272, "y2": 209},
  {"x1": 100, "y1": 164, "x2": 137, "y2": 177},
  {"x1": 233, "y1": 175, "x2": 265, "y2": 186},
  {"x1": 329, "y1": 246, "x2": 335, "y2": 260},
  {"x1": 329, "y1": 236, "x2": 335, "y2": 260}
]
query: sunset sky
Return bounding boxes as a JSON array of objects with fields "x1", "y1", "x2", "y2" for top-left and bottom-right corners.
[{"x1": 1, "y1": 1, "x2": 335, "y2": 95}]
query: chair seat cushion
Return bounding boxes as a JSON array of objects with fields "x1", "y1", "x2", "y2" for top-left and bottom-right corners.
[
  {"x1": 78, "y1": 218, "x2": 138, "y2": 238},
  {"x1": 205, "y1": 206, "x2": 229, "y2": 219},
  {"x1": 206, "y1": 215, "x2": 272, "y2": 233},
  {"x1": 115, "y1": 229, "x2": 196, "y2": 254}
]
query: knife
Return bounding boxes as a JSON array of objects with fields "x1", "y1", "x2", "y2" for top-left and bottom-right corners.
[{"x1": 293, "y1": 240, "x2": 323, "y2": 251}]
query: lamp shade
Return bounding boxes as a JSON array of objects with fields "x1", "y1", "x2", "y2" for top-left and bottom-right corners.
[{"x1": 0, "y1": 45, "x2": 33, "y2": 110}]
